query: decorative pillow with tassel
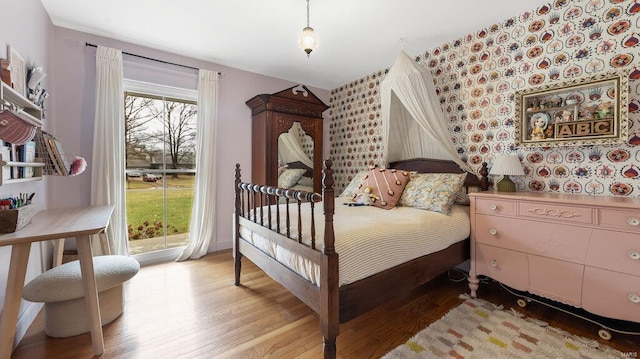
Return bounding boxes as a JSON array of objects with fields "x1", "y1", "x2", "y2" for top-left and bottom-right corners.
[{"x1": 358, "y1": 168, "x2": 411, "y2": 210}]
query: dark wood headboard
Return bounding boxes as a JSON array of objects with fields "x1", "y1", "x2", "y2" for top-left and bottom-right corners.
[{"x1": 389, "y1": 158, "x2": 489, "y2": 191}]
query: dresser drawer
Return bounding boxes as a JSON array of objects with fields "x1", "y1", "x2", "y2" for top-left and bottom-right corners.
[
  {"x1": 475, "y1": 214, "x2": 591, "y2": 264},
  {"x1": 475, "y1": 198, "x2": 516, "y2": 216},
  {"x1": 475, "y1": 244, "x2": 528, "y2": 291},
  {"x1": 586, "y1": 229, "x2": 640, "y2": 276},
  {"x1": 528, "y1": 254, "x2": 583, "y2": 308},
  {"x1": 582, "y1": 266, "x2": 640, "y2": 323},
  {"x1": 518, "y1": 201, "x2": 593, "y2": 225},
  {"x1": 598, "y1": 208, "x2": 640, "y2": 233}
]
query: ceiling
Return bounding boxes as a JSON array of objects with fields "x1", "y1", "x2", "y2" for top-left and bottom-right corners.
[{"x1": 41, "y1": 0, "x2": 551, "y2": 90}]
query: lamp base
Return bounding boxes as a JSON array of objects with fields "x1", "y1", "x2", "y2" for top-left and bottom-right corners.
[{"x1": 496, "y1": 176, "x2": 516, "y2": 192}]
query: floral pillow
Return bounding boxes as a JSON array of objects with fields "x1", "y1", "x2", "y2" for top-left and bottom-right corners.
[
  {"x1": 357, "y1": 168, "x2": 411, "y2": 210},
  {"x1": 454, "y1": 189, "x2": 471, "y2": 206},
  {"x1": 297, "y1": 175, "x2": 313, "y2": 187},
  {"x1": 398, "y1": 173, "x2": 467, "y2": 214},
  {"x1": 340, "y1": 171, "x2": 368, "y2": 198},
  {"x1": 278, "y1": 168, "x2": 306, "y2": 188}
]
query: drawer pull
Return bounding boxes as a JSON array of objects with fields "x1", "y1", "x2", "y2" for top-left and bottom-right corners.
[
  {"x1": 629, "y1": 251, "x2": 640, "y2": 260},
  {"x1": 629, "y1": 294, "x2": 640, "y2": 304},
  {"x1": 490, "y1": 260, "x2": 498, "y2": 267},
  {"x1": 490, "y1": 204, "x2": 497, "y2": 210},
  {"x1": 489, "y1": 228, "x2": 498, "y2": 235},
  {"x1": 628, "y1": 217, "x2": 640, "y2": 226}
]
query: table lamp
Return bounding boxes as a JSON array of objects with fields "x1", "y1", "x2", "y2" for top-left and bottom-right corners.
[{"x1": 490, "y1": 155, "x2": 524, "y2": 192}]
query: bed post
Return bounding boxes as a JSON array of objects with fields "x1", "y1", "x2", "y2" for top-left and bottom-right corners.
[
  {"x1": 479, "y1": 162, "x2": 490, "y2": 191},
  {"x1": 320, "y1": 160, "x2": 339, "y2": 359},
  {"x1": 234, "y1": 163, "x2": 243, "y2": 286}
]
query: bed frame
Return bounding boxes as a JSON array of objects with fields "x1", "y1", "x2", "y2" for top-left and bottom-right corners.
[{"x1": 233, "y1": 158, "x2": 489, "y2": 358}]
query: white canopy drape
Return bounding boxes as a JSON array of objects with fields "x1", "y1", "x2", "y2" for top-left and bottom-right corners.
[
  {"x1": 277, "y1": 122, "x2": 313, "y2": 168},
  {"x1": 380, "y1": 51, "x2": 473, "y2": 174}
]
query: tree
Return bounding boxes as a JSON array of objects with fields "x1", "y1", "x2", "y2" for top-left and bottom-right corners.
[
  {"x1": 124, "y1": 94, "x2": 156, "y2": 157},
  {"x1": 149, "y1": 99, "x2": 197, "y2": 174},
  {"x1": 124, "y1": 94, "x2": 197, "y2": 175}
]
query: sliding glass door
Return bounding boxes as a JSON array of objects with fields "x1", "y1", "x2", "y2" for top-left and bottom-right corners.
[{"x1": 123, "y1": 80, "x2": 197, "y2": 260}]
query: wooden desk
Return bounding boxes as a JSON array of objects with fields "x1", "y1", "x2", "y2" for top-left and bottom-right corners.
[{"x1": 0, "y1": 205, "x2": 114, "y2": 359}]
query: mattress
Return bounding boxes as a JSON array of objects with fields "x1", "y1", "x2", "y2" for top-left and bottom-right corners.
[{"x1": 239, "y1": 196, "x2": 470, "y2": 287}]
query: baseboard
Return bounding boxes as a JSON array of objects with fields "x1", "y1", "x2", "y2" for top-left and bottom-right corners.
[
  {"x1": 216, "y1": 239, "x2": 232, "y2": 251},
  {"x1": 132, "y1": 246, "x2": 185, "y2": 266},
  {"x1": 14, "y1": 301, "x2": 43, "y2": 349}
]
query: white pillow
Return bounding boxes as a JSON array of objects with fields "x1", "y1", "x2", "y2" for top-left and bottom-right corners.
[
  {"x1": 278, "y1": 168, "x2": 306, "y2": 188},
  {"x1": 339, "y1": 171, "x2": 368, "y2": 198},
  {"x1": 297, "y1": 176, "x2": 314, "y2": 187}
]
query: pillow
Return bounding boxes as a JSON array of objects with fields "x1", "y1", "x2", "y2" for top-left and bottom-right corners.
[
  {"x1": 357, "y1": 168, "x2": 411, "y2": 210},
  {"x1": 340, "y1": 171, "x2": 368, "y2": 198},
  {"x1": 278, "y1": 168, "x2": 306, "y2": 188},
  {"x1": 286, "y1": 161, "x2": 313, "y2": 178},
  {"x1": 277, "y1": 165, "x2": 288, "y2": 177},
  {"x1": 398, "y1": 173, "x2": 467, "y2": 214},
  {"x1": 454, "y1": 189, "x2": 471, "y2": 206},
  {"x1": 297, "y1": 176, "x2": 313, "y2": 187}
]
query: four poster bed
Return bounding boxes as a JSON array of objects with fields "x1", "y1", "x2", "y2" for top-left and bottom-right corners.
[{"x1": 233, "y1": 158, "x2": 489, "y2": 358}]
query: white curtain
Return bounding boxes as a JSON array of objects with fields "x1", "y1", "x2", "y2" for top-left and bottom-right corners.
[
  {"x1": 176, "y1": 69, "x2": 219, "y2": 261},
  {"x1": 278, "y1": 122, "x2": 313, "y2": 167},
  {"x1": 380, "y1": 51, "x2": 473, "y2": 173},
  {"x1": 91, "y1": 46, "x2": 128, "y2": 255}
]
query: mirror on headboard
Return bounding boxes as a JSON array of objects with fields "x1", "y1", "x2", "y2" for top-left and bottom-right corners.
[{"x1": 277, "y1": 122, "x2": 315, "y2": 191}]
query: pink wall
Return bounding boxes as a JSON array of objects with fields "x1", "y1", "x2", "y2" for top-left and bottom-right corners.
[
  {"x1": 49, "y1": 28, "x2": 330, "y2": 252},
  {"x1": 1, "y1": 1, "x2": 330, "y2": 345},
  {"x1": 0, "y1": 0, "x2": 54, "y2": 347}
]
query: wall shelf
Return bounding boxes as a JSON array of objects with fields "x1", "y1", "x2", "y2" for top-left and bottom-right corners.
[
  {"x1": 0, "y1": 78, "x2": 48, "y2": 186},
  {"x1": 0, "y1": 82, "x2": 43, "y2": 127},
  {"x1": 515, "y1": 71, "x2": 628, "y2": 148},
  {"x1": 0, "y1": 156, "x2": 44, "y2": 186}
]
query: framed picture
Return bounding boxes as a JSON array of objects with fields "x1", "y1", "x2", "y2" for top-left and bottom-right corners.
[
  {"x1": 7, "y1": 45, "x2": 26, "y2": 97},
  {"x1": 514, "y1": 70, "x2": 629, "y2": 148}
]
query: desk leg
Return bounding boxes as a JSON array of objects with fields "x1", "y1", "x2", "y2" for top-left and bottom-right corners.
[
  {"x1": 0, "y1": 243, "x2": 31, "y2": 359},
  {"x1": 76, "y1": 235, "x2": 104, "y2": 356},
  {"x1": 52, "y1": 238, "x2": 65, "y2": 267}
]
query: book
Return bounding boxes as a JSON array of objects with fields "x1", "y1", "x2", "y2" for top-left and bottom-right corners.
[
  {"x1": 10, "y1": 143, "x2": 18, "y2": 178},
  {"x1": 42, "y1": 132, "x2": 65, "y2": 175},
  {"x1": 23, "y1": 140, "x2": 36, "y2": 177},
  {"x1": 0, "y1": 143, "x2": 10, "y2": 181},
  {"x1": 53, "y1": 138, "x2": 70, "y2": 175},
  {"x1": 34, "y1": 130, "x2": 58, "y2": 175}
]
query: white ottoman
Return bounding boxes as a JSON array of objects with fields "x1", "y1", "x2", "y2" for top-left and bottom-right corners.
[{"x1": 22, "y1": 255, "x2": 140, "y2": 338}]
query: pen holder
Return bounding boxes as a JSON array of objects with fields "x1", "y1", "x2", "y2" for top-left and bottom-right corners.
[{"x1": 0, "y1": 205, "x2": 37, "y2": 233}]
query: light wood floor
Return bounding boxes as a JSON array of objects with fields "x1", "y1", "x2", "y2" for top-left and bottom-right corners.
[{"x1": 12, "y1": 249, "x2": 639, "y2": 358}]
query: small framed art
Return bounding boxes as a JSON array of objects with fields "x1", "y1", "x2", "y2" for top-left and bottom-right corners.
[{"x1": 7, "y1": 45, "x2": 26, "y2": 97}]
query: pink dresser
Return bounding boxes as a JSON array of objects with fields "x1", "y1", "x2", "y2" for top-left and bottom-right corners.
[{"x1": 468, "y1": 191, "x2": 640, "y2": 325}]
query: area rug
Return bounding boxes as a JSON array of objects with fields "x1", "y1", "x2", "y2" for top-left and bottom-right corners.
[{"x1": 382, "y1": 294, "x2": 622, "y2": 359}]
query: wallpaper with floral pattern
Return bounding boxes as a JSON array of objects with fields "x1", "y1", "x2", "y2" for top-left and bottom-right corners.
[{"x1": 328, "y1": 0, "x2": 640, "y2": 196}]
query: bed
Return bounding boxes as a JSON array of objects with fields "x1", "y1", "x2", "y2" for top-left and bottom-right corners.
[{"x1": 233, "y1": 158, "x2": 489, "y2": 358}]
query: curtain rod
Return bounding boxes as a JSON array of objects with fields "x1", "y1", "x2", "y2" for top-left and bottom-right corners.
[{"x1": 85, "y1": 42, "x2": 218, "y2": 74}]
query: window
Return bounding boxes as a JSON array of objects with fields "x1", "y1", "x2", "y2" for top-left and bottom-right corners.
[{"x1": 123, "y1": 80, "x2": 197, "y2": 261}]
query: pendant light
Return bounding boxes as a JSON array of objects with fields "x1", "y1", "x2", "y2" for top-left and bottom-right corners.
[{"x1": 298, "y1": 0, "x2": 318, "y2": 57}]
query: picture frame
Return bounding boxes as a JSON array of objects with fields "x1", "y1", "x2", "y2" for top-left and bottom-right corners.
[
  {"x1": 514, "y1": 71, "x2": 629, "y2": 148},
  {"x1": 7, "y1": 45, "x2": 26, "y2": 97}
]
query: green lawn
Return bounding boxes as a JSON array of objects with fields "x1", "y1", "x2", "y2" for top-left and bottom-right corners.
[{"x1": 126, "y1": 181, "x2": 194, "y2": 240}]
